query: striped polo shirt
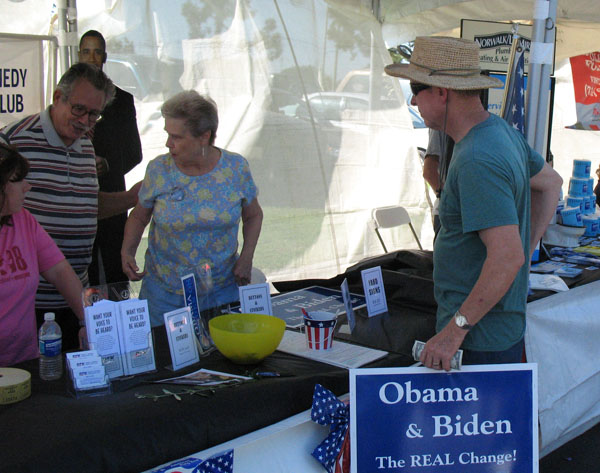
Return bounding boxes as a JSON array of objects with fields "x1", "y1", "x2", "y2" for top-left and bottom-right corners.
[{"x1": 0, "y1": 107, "x2": 98, "y2": 308}]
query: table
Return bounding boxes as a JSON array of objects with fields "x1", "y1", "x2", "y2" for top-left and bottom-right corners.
[
  {"x1": 3, "y1": 249, "x2": 597, "y2": 472},
  {"x1": 0, "y1": 308, "x2": 417, "y2": 473},
  {"x1": 274, "y1": 248, "x2": 600, "y2": 458}
]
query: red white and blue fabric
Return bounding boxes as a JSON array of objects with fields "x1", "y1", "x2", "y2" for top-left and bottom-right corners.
[
  {"x1": 311, "y1": 384, "x2": 350, "y2": 473},
  {"x1": 503, "y1": 42, "x2": 526, "y2": 135},
  {"x1": 149, "y1": 449, "x2": 234, "y2": 473},
  {"x1": 305, "y1": 317, "x2": 336, "y2": 350}
]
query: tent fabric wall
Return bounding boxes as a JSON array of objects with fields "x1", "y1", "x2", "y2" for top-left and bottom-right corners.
[
  {"x1": 0, "y1": 0, "x2": 430, "y2": 284},
  {"x1": 3, "y1": 0, "x2": 600, "y2": 284},
  {"x1": 379, "y1": 0, "x2": 600, "y2": 62}
]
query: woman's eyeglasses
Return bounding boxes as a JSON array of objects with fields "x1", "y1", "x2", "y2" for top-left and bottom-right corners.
[{"x1": 410, "y1": 83, "x2": 431, "y2": 97}]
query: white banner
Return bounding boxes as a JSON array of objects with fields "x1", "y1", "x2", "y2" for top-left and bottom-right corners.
[{"x1": 0, "y1": 38, "x2": 43, "y2": 127}]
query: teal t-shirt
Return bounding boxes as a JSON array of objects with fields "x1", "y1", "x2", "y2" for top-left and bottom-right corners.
[{"x1": 433, "y1": 114, "x2": 545, "y2": 351}]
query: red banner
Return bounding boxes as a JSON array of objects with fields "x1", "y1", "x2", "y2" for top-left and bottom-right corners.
[{"x1": 569, "y1": 52, "x2": 600, "y2": 130}]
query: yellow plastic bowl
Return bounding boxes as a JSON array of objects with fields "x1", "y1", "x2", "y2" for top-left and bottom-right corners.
[{"x1": 209, "y1": 313, "x2": 286, "y2": 364}]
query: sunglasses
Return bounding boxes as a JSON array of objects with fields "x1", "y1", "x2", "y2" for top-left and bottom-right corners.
[{"x1": 410, "y1": 83, "x2": 431, "y2": 97}]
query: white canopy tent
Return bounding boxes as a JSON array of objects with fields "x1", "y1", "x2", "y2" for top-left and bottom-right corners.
[
  {"x1": 1, "y1": 0, "x2": 600, "y2": 284},
  {"x1": 1, "y1": 0, "x2": 599, "y2": 463}
]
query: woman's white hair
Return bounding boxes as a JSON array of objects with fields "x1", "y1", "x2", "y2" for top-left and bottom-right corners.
[{"x1": 161, "y1": 90, "x2": 218, "y2": 144}]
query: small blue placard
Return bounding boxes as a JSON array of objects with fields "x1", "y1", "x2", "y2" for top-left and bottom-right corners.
[
  {"x1": 181, "y1": 273, "x2": 202, "y2": 339},
  {"x1": 341, "y1": 278, "x2": 356, "y2": 332},
  {"x1": 350, "y1": 364, "x2": 538, "y2": 473}
]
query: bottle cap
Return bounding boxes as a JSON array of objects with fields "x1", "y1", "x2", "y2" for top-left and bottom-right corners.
[{"x1": 43, "y1": 312, "x2": 55, "y2": 321}]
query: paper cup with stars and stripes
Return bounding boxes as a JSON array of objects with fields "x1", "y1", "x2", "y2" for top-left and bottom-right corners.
[{"x1": 303, "y1": 311, "x2": 337, "y2": 350}]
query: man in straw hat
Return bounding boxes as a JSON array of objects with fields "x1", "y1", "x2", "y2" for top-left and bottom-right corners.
[{"x1": 386, "y1": 36, "x2": 562, "y2": 370}]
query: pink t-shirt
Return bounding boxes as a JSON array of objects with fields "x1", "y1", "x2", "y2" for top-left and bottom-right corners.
[{"x1": 0, "y1": 209, "x2": 64, "y2": 366}]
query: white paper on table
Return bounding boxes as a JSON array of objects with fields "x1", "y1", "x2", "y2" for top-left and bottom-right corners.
[
  {"x1": 529, "y1": 273, "x2": 569, "y2": 292},
  {"x1": 276, "y1": 331, "x2": 387, "y2": 369}
]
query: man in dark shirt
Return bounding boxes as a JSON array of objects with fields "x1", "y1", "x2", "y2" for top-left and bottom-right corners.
[{"x1": 79, "y1": 30, "x2": 143, "y2": 286}]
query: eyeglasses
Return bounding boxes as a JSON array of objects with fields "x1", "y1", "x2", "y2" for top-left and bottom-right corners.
[
  {"x1": 69, "y1": 102, "x2": 102, "y2": 123},
  {"x1": 410, "y1": 83, "x2": 431, "y2": 97}
]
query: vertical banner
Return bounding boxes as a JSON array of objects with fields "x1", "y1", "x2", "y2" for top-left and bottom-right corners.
[
  {"x1": 569, "y1": 52, "x2": 600, "y2": 130},
  {"x1": 0, "y1": 38, "x2": 43, "y2": 127},
  {"x1": 502, "y1": 38, "x2": 526, "y2": 135},
  {"x1": 350, "y1": 365, "x2": 538, "y2": 473}
]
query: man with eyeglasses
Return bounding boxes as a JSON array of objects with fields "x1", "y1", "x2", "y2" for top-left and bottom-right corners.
[
  {"x1": 0, "y1": 62, "x2": 140, "y2": 350},
  {"x1": 78, "y1": 30, "x2": 143, "y2": 289},
  {"x1": 386, "y1": 37, "x2": 562, "y2": 371}
]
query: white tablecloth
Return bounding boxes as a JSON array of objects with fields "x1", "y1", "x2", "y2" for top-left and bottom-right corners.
[{"x1": 525, "y1": 280, "x2": 600, "y2": 456}]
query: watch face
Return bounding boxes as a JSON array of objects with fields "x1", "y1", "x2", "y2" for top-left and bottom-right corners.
[{"x1": 455, "y1": 313, "x2": 470, "y2": 329}]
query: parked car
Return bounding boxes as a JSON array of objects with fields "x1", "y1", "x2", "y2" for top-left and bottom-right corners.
[
  {"x1": 104, "y1": 57, "x2": 162, "y2": 100},
  {"x1": 335, "y1": 69, "x2": 425, "y2": 128}
]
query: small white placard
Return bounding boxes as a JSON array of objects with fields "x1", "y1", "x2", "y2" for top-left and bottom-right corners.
[
  {"x1": 164, "y1": 307, "x2": 200, "y2": 371},
  {"x1": 239, "y1": 283, "x2": 273, "y2": 315},
  {"x1": 361, "y1": 266, "x2": 388, "y2": 317},
  {"x1": 118, "y1": 299, "x2": 156, "y2": 375},
  {"x1": 84, "y1": 299, "x2": 125, "y2": 378},
  {"x1": 341, "y1": 278, "x2": 356, "y2": 332},
  {"x1": 117, "y1": 299, "x2": 151, "y2": 352}
]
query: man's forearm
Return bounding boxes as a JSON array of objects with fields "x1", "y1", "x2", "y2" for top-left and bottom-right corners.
[
  {"x1": 97, "y1": 181, "x2": 142, "y2": 220},
  {"x1": 97, "y1": 190, "x2": 137, "y2": 219},
  {"x1": 530, "y1": 187, "x2": 561, "y2": 256},
  {"x1": 459, "y1": 226, "x2": 525, "y2": 326},
  {"x1": 529, "y1": 163, "x2": 563, "y2": 256}
]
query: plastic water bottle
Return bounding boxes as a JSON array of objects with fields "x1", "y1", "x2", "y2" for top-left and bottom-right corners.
[{"x1": 39, "y1": 312, "x2": 63, "y2": 380}]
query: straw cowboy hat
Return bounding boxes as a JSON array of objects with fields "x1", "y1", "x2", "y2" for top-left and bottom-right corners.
[{"x1": 385, "y1": 36, "x2": 503, "y2": 90}]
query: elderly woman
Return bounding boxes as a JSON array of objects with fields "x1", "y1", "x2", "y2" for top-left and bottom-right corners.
[
  {"x1": 0, "y1": 143, "x2": 85, "y2": 365},
  {"x1": 121, "y1": 91, "x2": 263, "y2": 326}
]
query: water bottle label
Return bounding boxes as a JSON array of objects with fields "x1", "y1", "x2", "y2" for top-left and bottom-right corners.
[{"x1": 40, "y1": 338, "x2": 62, "y2": 357}]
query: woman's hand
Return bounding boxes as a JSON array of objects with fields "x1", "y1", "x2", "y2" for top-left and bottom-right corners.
[
  {"x1": 121, "y1": 253, "x2": 146, "y2": 281},
  {"x1": 121, "y1": 203, "x2": 152, "y2": 281},
  {"x1": 235, "y1": 198, "x2": 263, "y2": 286},
  {"x1": 233, "y1": 253, "x2": 252, "y2": 286}
]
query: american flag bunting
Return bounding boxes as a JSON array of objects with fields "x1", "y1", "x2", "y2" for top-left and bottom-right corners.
[
  {"x1": 503, "y1": 42, "x2": 526, "y2": 135},
  {"x1": 310, "y1": 384, "x2": 350, "y2": 473}
]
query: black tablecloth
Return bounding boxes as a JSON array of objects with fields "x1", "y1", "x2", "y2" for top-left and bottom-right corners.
[
  {"x1": 1, "y1": 308, "x2": 418, "y2": 473},
  {"x1": 4, "y1": 249, "x2": 598, "y2": 472}
]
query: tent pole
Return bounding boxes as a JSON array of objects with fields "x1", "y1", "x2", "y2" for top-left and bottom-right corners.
[
  {"x1": 56, "y1": 0, "x2": 78, "y2": 74},
  {"x1": 372, "y1": 0, "x2": 381, "y2": 23},
  {"x1": 525, "y1": 0, "x2": 557, "y2": 158}
]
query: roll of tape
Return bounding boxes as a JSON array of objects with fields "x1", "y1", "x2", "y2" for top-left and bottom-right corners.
[{"x1": 0, "y1": 368, "x2": 31, "y2": 405}]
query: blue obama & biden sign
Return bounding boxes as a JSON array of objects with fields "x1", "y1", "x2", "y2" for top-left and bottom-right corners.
[{"x1": 350, "y1": 364, "x2": 538, "y2": 472}]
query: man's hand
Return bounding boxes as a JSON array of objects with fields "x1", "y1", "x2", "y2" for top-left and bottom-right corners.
[
  {"x1": 419, "y1": 320, "x2": 467, "y2": 371},
  {"x1": 95, "y1": 155, "x2": 109, "y2": 177}
]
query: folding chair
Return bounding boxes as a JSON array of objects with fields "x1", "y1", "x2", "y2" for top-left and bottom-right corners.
[
  {"x1": 250, "y1": 267, "x2": 267, "y2": 284},
  {"x1": 371, "y1": 205, "x2": 423, "y2": 252}
]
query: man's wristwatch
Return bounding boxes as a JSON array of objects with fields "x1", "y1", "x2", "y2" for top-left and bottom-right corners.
[{"x1": 454, "y1": 309, "x2": 473, "y2": 330}]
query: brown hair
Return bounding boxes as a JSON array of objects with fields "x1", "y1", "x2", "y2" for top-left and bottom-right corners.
[{"x1": 0, "y1": 142, "x2": 29, "y2": 228}]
